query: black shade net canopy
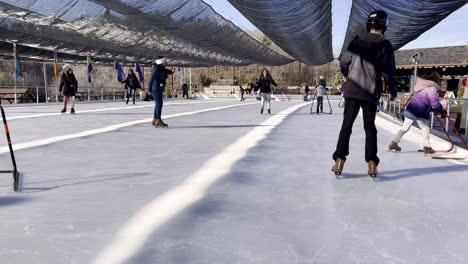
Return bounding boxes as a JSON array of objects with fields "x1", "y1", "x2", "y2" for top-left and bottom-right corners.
[
  {"x1": 90, "y1": 0, "x2": 294, "y2": 65},
  {"x1": 340, "y1": 0, "x2": 467, "y2": 59},
  {"x1": 227, "y1": 0, "x2": 333, "y2": 66},
  {"x1": 0, "y1": 0, "x2": 466, "y2": 67},
  {"x1": 0, "y1": 0, "x2": 291, "y2": 66}
]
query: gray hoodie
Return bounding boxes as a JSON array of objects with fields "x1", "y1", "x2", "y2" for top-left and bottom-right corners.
[{"x1": 340, "y1": 32, "x2": 397, "y2": 103}]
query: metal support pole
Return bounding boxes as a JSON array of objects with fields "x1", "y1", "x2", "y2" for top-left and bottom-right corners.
[
  {"x1": 431, "y1": 112, "x2": 434, "y2": 129},
  {"x1": 13, "y1": 43, "x2": 18, "y2": 104},
  {"x1": 43, "y1": 62, "x2": 48, "y2": 103},
  {"x1": 189, "y1": 67, "x2": 192, "y2": 98},
  {"x1": 36, "y1": 87, "x2": 39, "y2": 104},
  {"x1": 298, "y1": 61, "x2": 302, "y2": 87},
  {"x1": 113, "y1": 87, "x2": 116, "y2": 101},
  {"x1": 446, "y1": 102, "x2": 450, "y2": 130},
  {"x1": 55, "y1": 87, "x2": 59, "y2": 103},
  {"x1": 101, "y1": 87, "x2": 104, "y2": 101},
  {"x1": 14, "y1": 79, "x2": 17, "y2": 105}
]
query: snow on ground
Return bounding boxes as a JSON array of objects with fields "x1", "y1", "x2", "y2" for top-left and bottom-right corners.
[{"x1": 0, "y1": 98, "x2": 467, "y2": 264}]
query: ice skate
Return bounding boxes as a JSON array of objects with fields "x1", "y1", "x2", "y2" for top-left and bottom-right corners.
[
  {"x1": 60, "y1": 108, "x2": 66, "y2": 114},
  {"x1": 368, "y1": 161, "x2": 378, "y2": 178},
  {"x1": 268, "y1": 109, "x2": 271, "y2": 114},
  {"x1": 331, "y1": 158, "x2": 345, "y2": 176},
  {"x1": 160, "y1": 120, "x2": 169, "y2": 127},
  {"x1": 388, "y1": 141, "x2": 401, "y2": 152},
  {"x1": 70, "y1": 108, "x2": 75, "y2": 115},
  {"x1": 423, "y1": 146, "x2": 436, "y2": 155},
  {"x1": 152, "y1": 118, "x2": 157, "y2": 126},
  {"x1": 260, "y1": 108, "x2": 264, "y2": 115},
  {"x1": 155, "y1": 119, "x2": 168, "y2": 128}
]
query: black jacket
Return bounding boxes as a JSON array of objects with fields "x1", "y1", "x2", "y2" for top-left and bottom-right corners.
[
  {"x1": 59, "y1": 73, "x2": 78, "y2": 97},
  {"x1": 258, "y1": 76, "x2": 278, "y2": 93},
  {"x1": 122, "y1": 74, "x2": 141, "y2": 90},
  {"x1": 340, "y1": 32, "x2": 397, "y2": 103}
]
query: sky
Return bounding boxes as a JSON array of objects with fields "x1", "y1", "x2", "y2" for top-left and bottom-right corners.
[{"x1": 202, "y1": 0, "x2": 468, "y2": 58}]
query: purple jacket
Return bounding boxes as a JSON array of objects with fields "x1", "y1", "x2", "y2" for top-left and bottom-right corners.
[{"x1": 405, "y1": 78, "x2": 443, "y2": 119}]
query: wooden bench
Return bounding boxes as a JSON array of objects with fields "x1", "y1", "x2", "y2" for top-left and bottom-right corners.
[{"x1": 0, "y1": 88, "x2": 35, "y2": 104}]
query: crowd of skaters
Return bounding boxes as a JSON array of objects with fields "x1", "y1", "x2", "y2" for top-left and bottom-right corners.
[{"x1": 55, "y1": 10, "x2": 467, "y2": 178}]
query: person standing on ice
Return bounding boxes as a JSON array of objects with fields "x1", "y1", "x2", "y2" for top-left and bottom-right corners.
[
  {"x1": 258, "y1": 69, "x2": 278, "y2": 114},
  {"x1": 59, "y1": 64, "x2": 78, "y2": 115},
  {"x1": 389, "y1": 71, "x2": 444, "y2": 154},
  {"x1": 315, "y1": 80, "x2": 327, "y2": 113},
  {"x1": 149, "y1": 56, "x2": 174, "y2": 128},
  {"x1": 121, "y1": 69, "x2": 141, "y2": 105},
  {"x1": 304, "y1": 85, "x2": 310, "y2": 101},
  {"x1": 239, "y1": 85, "x2": 245, "y2": 101},
  {"x1": 332, "y1": 10, "x2": 397, "y2": 177}
]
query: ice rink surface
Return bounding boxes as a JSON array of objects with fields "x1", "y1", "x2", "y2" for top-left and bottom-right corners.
[{"x1": 0, "y1": 98, "x2": 467, "y2": 264}]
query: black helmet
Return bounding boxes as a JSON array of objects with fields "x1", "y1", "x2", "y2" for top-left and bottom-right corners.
[{"x1": 366, "y1": 10, "x2": 388, "y2": 33}]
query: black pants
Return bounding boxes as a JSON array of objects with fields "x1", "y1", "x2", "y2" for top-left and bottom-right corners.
[
  {"x1": 317, "y1": 96, "x2": 323, "y2": 113},
  {"x1": 333, "y1": 97, "x2": 379, "y2": 165}
]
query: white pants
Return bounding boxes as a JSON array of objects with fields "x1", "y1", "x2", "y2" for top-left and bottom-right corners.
[
  {"x1": 393, "y1": 117, "x2": 431, "y2": 147},
  {"x1": 260, "y1": 92, "x2": 271, "y2": 110}
]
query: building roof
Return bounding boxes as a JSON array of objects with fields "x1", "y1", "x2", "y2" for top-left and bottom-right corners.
[{"x1": 395, "y1": 45, "x2": 468, "y2": 67}]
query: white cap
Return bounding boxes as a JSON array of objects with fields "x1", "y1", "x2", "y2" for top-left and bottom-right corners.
[
  {"x1": 62, "y1": 64, "x2": 72, "y2": 71},
  {"x1": 156, "y1": 57, "x2": 166, "y2": 65},
  {"x1": 319, "y1": 76, "x2": 324, "y2": 79}
]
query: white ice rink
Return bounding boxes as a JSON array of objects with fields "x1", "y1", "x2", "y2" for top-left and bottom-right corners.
[{"x1": 0, "y1": 97, "x2": 467, "y2": 264}]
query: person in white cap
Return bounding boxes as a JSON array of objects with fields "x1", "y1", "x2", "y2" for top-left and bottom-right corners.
[
  {"x1": 59, "y1": 64, "x2": 78, "y2": 114},
  {"x1": 149, "y1": 56, "x2": 174, "y2": 127}
]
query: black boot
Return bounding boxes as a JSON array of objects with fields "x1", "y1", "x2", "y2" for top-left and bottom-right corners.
[
  {"x1": 268, "y1": 109, "x2": 271, "y2": 114},
  {"x1": 70, "y1": 108, "x2": 75, "y2": 115},
  {"x1": 61, "y1": 108, "x2": 66, "y2": 114},
  {"x1": 260, "y1": 108, "x2": 264, "y2": 115}
]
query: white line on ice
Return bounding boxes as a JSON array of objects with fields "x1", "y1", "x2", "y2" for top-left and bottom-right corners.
[
  {"x1": 5, "y1": 99, "x2": 235, "y2": 121},
  {"x1": 90, "y1": 102, "x2": 310, "y2": 264},
  {"x1": 0, "y1": 102, "x2": 258, "y2": 154}
]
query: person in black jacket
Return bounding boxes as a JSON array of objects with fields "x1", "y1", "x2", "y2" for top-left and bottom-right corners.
[
  {"x1": 304, "y1": 85, "x2": 310, "y2": 101},
  {"x1": 258, "y1": 69, "x2": 278, "y2": 114},
  {"x1": 182, "y1": 83, "x2": 189, "y2": 99},
  {"x1": 239, "y1": 85, "x2": 245, "y2": 101},
  {"x1": 59, "y1": 64, "x2": 78, "y2": 115},
  {"x1": 332, "y1": 10, "x2": 397, "y2": 177},
  {"x1": 149, "y1": 56, "x2": 174, "y2": 128},
  {"x1": 121, "y1": 69, "x2": 142, "y2": 105}
]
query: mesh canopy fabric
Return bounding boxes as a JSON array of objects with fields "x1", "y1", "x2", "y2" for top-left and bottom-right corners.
[
  {"x1": 0, "y1": 0, "x2": 291, "y2": 66},
  {"x1": 227, "y1": 0, "x2": 333, "y2": 66},
  {"x1": 90, "y1": 0, "x2": 293, "y2": 65},
  {"x1": 340, "y1": 0, "x2": 467, "y2": 58}
]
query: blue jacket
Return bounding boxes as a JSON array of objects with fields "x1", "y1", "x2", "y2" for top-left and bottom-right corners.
[{"x1": 149, "y1": 66, "x2": 173, "y2": 90}]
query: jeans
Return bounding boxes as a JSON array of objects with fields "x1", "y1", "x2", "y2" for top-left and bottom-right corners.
[
  {"x1": 260, "y1": 92, "x2": 271, "y2": 110},
  {"x1": 126, "y1": 88, "x2": 136, "y2": 104},
  {"x1": 152, "y1": 86, "x2": 164, "y2": 119},
  {"x1": 317, "y1": 96, "x2": 323, "y2": 113},
  {"x1": 333, "y1": 98, "x2": 379, "y2": 165}
]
